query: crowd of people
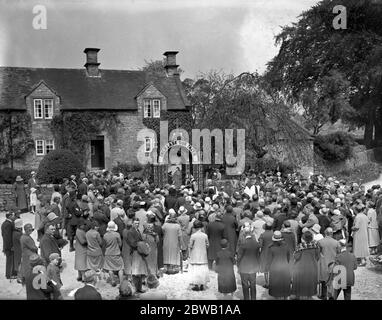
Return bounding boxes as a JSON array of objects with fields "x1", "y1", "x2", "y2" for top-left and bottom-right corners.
[{"x1": 2, "y1": 168, "x2": 382, "y2": 300}]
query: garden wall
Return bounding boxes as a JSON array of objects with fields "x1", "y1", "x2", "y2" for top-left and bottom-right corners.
[{"x1": 0, "y1": 184, "x2": 54, "y2": 212}]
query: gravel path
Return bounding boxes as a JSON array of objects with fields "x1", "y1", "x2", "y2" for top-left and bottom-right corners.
[{"x1": 1, "y1": 212, "x2": 381, "y2": 300}]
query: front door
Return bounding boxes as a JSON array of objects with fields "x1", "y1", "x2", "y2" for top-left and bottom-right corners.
[{"x1": 91, "y1": 137, "x2": 105, "y2": 169}]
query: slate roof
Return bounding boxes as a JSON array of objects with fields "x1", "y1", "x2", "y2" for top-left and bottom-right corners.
[{"x1": 0, "y1": 67, "x2": 190, "y2": 111}]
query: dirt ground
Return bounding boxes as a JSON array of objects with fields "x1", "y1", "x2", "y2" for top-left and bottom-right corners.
[{"x1": 1, "y1": 211, "x2": 382, "y2": 300}]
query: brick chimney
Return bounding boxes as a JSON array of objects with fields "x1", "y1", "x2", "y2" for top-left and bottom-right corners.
[
  {"x1": 84, "y1": 48, "x2": 100, "y2": 77},
  {"x1": 163, "y1": 51, "x2": 179, "y2": 76}
]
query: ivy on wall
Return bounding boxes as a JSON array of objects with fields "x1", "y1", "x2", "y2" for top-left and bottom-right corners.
[
  {"x1": 50, "y1": 111, "x2": 121, "y2": 165},
  {"x1": 142, "y1": 110, "x2": 193, "y2": 142},
  {"x1": 0, "y1": 112, "x2": 34, "y2": 164}
]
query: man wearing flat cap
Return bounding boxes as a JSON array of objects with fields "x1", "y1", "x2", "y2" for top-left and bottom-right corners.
[{"x1": 74, "y1": 270, "x2": 102, "y2": 300}]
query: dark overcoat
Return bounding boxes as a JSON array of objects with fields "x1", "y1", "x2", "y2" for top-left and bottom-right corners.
[
  {"x1": 206, "y1": 220, "x2": 225, "y2": 261},
  {"x1": 215, "y1": 248, "x2": 236, "y2": 294}
]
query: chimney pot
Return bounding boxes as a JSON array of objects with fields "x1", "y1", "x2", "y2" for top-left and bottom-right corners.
[{"x1": 84, "y1": 48, "x2": 100, "y2": 77}]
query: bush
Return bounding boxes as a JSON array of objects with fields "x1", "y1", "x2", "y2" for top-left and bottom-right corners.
[
  {"x1": 37, "y1": 149, "x2": 85, "y2": 184},
  {"x1": 0, "y1": 168, "x2": 31, "y2": 184},
  {"x1": 112, "y1": 162, "x2": 143, "y2": 177},
  {"x1": 314, "y1": 131, "x2": 356, "y2": 162}
]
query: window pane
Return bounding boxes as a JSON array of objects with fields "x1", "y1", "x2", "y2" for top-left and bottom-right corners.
[
  {"x1": 145, "y1": 138, "x2": 151, "y2": 152},
  {"x1": 34, "y1": 100, "x2": 42, "y2": 119},
  {"x1": 144, "y1": 100, "x2": 151, "y2": 118},
  {"x1": 46, "y1": 139, "x2": 54, "y2": 154},
  {"x1": 44, "y1": 99, "x2": 53, "y2": 119},
  {"x1": 153, "y1": 100, "x2": 160, "y2": 118},
  {"x1": 36, "y1": 140, "x2": 44, "y2": 155}
]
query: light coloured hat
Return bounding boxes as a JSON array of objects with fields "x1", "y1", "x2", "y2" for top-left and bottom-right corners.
[
  {"x1": 272, "y1": 230, "x2": 283, "y2": 242},
  {"x1": 31, "y1": 171, "x2": 36, "y2": 175},
  {"x1": 333, "y1": 209, "x2": 341, "y2": 216},
  {"x1": 49, "y1": 253, "x2": 60, "y2": 261},
  {"x1": 117, "y1": 199, "x2": 124, "y2": 206},
  {"x1": 311, "y1": 224, "x2": 321, "y2": 234},
  {"x1": 255, "y1": 211, "x2": 264, "y2": 218},
  {"x1": 168, "y1": 208, "x2": 177, "y2": 218},
  {"x1": 205, "y1": 197, "x2": 212, "y2": 203},
  {"x1": 47, "y1": 212, "x2": 58, "y2": 221},
  {"x1": 14, "y1": 219, "x2": 23, "y2": 229},
  {"x1": 15, "y1": 176, "x2": 23, "y2": 182},
  {"x1": 339, "y1": 239, "x2": 347, "y2": 246},
  {"x1": 106, "y1": 221, "x2": 118, "y2": 232},
  {"x1": 334, "y1": 198, "x2": 341, "y2": 204},
  {"x1": 194, "y1": 202, "x2": 202, "y2": 210},
  {"x1": 178, "y1": 206, "x2": 188, "y2": 215}
]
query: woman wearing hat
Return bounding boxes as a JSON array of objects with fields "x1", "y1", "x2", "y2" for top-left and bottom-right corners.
[
  {"x1": 13, "y1": 176, "x2": 28, "y2": 213},
  {"x1": 12, "y1": 219, "x2": 23, "y2": 283},
  {"x1": 291, "y1": 231, "x2": 320, "y2": 299},
  {"x1": 352, "y1": 204, "x2": 369, "y2": 266},
  {"x1": 162, "y1": 210, "x2": 182, "y2": 274},
  {"x1": 188, "y1": 220, "x2": 209, "y2": 291},
  {"x1": 74, "y1": 221, "x2": 88, "y2": 282},
  {"x1": 85, "y1": 221, "x2": 104, "y2": 272},
  {"x1": 215, "y1": 238, "x2": 237, "y2": 297},
  {"x1": 142, "y1": 217, "x2": 159, "y2": 276},
  {"x1": 265, "y1": 231, "x2": 292, "y2": 299},
  {"x1": 366, "y1": 201, "x2": 380, "y2": 255},
  {"x1": 20, "y1": 223, "x2": 38, "y2": 284},
  {"x1": 177, "y1": 206, "x2": 190, "y2": 262},
  {"x1": 103, "y1": 221, "x2": 124, "y2": 286},
  {"x1": 258, "y1": 221, "x2": 274, "y2": 289}
]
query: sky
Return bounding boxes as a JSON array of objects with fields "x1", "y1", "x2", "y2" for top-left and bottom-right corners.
[{"x1": 0, "y1": 0, "x2": 319, "y2": 78}]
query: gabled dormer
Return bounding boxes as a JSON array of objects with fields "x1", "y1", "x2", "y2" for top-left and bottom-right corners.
[
  {"x1": 135, "y1": 82, "x2": 167, "y2": 118},
  {"x1": 25, "y1": 80, "x2": 60, "y2": 121}
]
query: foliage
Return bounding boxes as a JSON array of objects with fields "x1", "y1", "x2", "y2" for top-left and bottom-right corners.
[
  {"x1": 183, "y1": 70, "x2": 310, "y2": 160},
  {"x1": 266, "y1": 0, "x2": 382, "y2": 144},
  {"x1": 0, "y1": 112, "x2": 34, "y2": 165},
  {"x1": 111, "y1": 163, "x2": 143, "y2": 176},
  {"x1": 37, "y1": 149, "x2": 85, "y2": 184},
  {"x1": 314, "y1": 131, "x2": 356, "y2": 162},
  {"x1": 50, "y1": 112, "x2": 120, "y2": 165},
  {"x1": 0, "y1": 167, "x2": 32, "y2": 184},
  {"x1": 247, "y1": 157, "x2": 294, "y2": 174},
  {"x1": 140, "y1": 59, "x2": 184, "y2": 77}
]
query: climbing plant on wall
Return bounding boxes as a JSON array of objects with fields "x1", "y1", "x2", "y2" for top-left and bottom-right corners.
[
  {"x1": 0, "y1": 112, "x2": 34, "y2": 165},
  {"x1": 142, "y1": 110, "x2": 193, "y2": 142},
  {"x1": 50, "y1": 111, "x2": 121, "y2": 165}
]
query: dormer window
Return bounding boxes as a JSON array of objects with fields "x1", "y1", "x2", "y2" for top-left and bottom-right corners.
[
  {"x1": 143, "y1": 99, "x2": 161, "y2": 118},
  {"x1": 34, "y1": 99, "x2": 53, "y2": 119}
]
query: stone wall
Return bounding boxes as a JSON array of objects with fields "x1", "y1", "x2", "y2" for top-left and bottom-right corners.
[{"x1": 0, "y1": 184, "x2": 54, "y2": 212}]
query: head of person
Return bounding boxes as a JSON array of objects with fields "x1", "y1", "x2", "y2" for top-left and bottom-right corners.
[
  {"x1": 45, "y1": 223, "x2": 56, "y2": 236},
  {"x1": 133, "y1": 218, "x2": 140, "y2": 230},
  {"x1": 24, "y1": 223, "x2": 34, "y2": 235},
  {"x1": 119, "y1": 279, "x2": 133, "y2": 297},
  {"x1": 5, "y1": 212, "x2": 14, "y2": 220},
  {"x1": 49, "y1": 253, "x2": 61, "y2": 266},
  {"x1": 324, "y1": 227, "x2": 333, "y2": 237},
  {"x1": 83, "y1": 270, "x2": 98, "y2": 285},
  {"x1": 302, "y1": 230, "x2": 313, "y2": 244}
]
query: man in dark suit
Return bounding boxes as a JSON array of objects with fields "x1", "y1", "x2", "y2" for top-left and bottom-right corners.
[
  {"x1": 206, "y1": 213, "x2": 226, "y2": 269},
  {"x1": 74, "y1": 270, "x2": 102, "y2": 300},
  {"x1": 237, "y1": 228, "x2": 261, "y2": 300},
  {"x1": 1, "y1": 212, "x2": 16, "y2": 279},
  {"x1": 40, "y1": 224, "x2": 61, "y2": 266},
  {"x1": 332, "y1": 239, "x2": 357, "y2": 300}
]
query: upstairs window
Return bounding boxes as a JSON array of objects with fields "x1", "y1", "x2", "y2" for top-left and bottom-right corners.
[
  {"x1": 35, "y1": 139, "x2": 55, "y2": 156},
  {"x1": 34, "y1": 99, "x2": 43, "y2": 119},
  {"x1": 44, "y1": 99, "x2": 53, "y2": 119},
  {"x1": 153, "y1": 99, "x2": 161, "y2": 118},
  {"x1": 34, "y1": 99, "x2": 53, "y2": 119},
  {"x1": 143, "y1": 99, "x2": 161, "y2": 118},
  {"x1": 145, "y1": 137, "x2": 152, "y2": 157},
  {"x1": 144, "y1": 100, "x2": 151, "y2": 118}
]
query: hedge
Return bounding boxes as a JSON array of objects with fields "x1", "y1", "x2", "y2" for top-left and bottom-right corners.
[{"x1": 37, "y1": 149, "x2": 85, "y2": 184}]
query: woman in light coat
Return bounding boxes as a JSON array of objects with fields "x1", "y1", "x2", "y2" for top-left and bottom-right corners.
[
  {"x1": 85, "y1": 221, "x2": 104, "y2": 271},
  {"x1": 188, "y1": 220, "x2": 209, "y2": 291},
  {"x1": 366, "y1": 201, "x2": 380, "y2": 254},
  {"x1": 75, "y1": 221, "x2": 88, "y2": 281},
  {"x1": 352, "y1": 205, "x2": 370, "y2": 266},
  {"x1": 162, "y1": 212, "x2": 182, "y2": 274},
  {"x1": 103, "y1": 221, "x2": 124, "y2": 286}
]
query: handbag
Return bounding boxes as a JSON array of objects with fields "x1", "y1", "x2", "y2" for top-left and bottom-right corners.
[{"x1": 136, "y1": 240, "x2": 150, "y2": 257}]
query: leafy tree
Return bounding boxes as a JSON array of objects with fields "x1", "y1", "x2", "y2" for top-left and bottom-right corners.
[{"x1": 266, "y1": 0, "x2": 382, "y2": 146}]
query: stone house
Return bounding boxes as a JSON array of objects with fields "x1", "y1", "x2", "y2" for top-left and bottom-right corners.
[{"x1": 0, "y1": 48, "x2": 191, "y2": 172}]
